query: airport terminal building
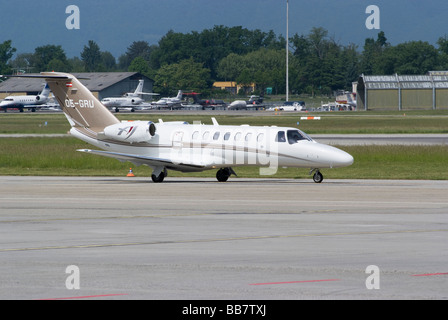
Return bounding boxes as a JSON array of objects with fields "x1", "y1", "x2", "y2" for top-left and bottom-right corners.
[
  {"x1": 0, "y1": 72, "x2": 154, "y2": 101},
  {"x1": 357, "y1": 71, "x2": 448, "y2": 110}
]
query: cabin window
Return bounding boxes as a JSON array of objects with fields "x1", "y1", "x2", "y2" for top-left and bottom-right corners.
[
  {"x1": 192, "y1": 131, "x2": 199, "y2": 140},
  {"x1": 234, "y1": 132, "x2": 242, "y2": 141},
  {"x1": 245, "y1": 133, "x2": 253, "y2": 141},
  {"x1": 276, "y1": 131, "x2": 286, "y2": 142},
  {"x1": 224, "y1": 132, "x2": 231, "y2": 141},
  {"x1": 257, "y1": 133, "x2": 265, "y2": 142},
  {"x1": 203, "y1": 131, "x2": 210, "y2": 140},
  {"x1": 213, "y1": 132, "x2": 220, "y2": 140}
]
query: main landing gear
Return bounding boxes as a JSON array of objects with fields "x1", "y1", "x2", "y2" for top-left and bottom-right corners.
[
  {"x1": 310, "y1": 169, "x2": 324, "y2": 183},
  {"x1": 151, "y1": 168, "x2": 167, "y2": 183},
  {"x1": 216, "y1": 167, "x2": 237, "y2": 182}
]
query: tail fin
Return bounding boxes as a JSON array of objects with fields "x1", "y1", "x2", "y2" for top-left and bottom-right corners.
[
  {"x1": 176, "y1": 90, "x2": 183, "y2": 100},
  {"x1": 133, "y1": 80, "x2": 144, "y2": 94},
  {"x1": 41, "y1": 72, "x2": 119, "y2": 131},
  {"x1": 40, "y1": 83, "x2": 51, "y2": 98}
]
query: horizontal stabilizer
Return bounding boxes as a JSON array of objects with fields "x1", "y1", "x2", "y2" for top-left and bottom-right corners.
[{"x1": 6, "y1": 73, "x2": 90, "y2": 80}]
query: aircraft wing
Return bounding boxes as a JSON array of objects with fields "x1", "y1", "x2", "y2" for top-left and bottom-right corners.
[
  {"x1": 77, "y1": 149, "x2": 207, "y2": 172},
  {"x1": 136, "y1": 92, "x2": 160, "y2": 96}
]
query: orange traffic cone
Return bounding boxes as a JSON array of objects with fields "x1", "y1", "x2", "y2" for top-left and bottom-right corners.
[{"x1": 127, "y1": 168, "x2": 135, "y2": 177}]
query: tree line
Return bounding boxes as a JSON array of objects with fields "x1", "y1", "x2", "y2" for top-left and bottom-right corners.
[{"x1": 2, "y1": 25, "x2": 448, "y2": 97}]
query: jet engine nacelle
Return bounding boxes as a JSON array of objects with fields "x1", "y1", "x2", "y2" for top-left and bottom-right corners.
[
  {"x1": 35, "y1": 95, "x2": 47, "y2": 104},
  {"x1": 102, "y1": 121, "x2": 156, "y2": 143}
]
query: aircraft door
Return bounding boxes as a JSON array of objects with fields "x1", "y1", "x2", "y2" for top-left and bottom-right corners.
[{"x1": 172, "y1": 131, "x2": 184, "y2": 148}]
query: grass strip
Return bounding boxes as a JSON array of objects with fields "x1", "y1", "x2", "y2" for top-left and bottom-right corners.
[{"x1": 0, "y1": 137, "x2": 447, "y2": 180}]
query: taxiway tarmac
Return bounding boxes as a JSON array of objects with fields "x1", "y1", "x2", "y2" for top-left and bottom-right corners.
[{"x1": 0, "y1": 176, "x2": 447, "y2": 300}]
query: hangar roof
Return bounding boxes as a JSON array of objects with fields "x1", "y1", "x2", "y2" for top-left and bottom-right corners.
[
  {"x1": 0, "y1": 72, "x2": 151, "y2": 93},
  {"x1": 359, "y1": 73, "x2": 448, "y2": 90}
]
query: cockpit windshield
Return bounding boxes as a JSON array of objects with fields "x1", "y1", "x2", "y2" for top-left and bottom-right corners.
[
  {"x1": 276, "y1": 130, "x2": 313, "y2": 144},
  {"x1": 287, "y1": 130, "x2": 312, "y2": 144}
]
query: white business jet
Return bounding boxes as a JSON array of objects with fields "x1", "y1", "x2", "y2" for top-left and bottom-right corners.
[
  {"x1": 153, "y1": 90, "x2": 183, "y2": 109},
  {"x1": 0, "y1": 83, "x2": 51, "y2": 112},
  {"x1": 101, "y1": 80, "x2": 158, "y2": 112},
  {"x1": 13, "y1": 72, "x2": 353, "y2": 183}
]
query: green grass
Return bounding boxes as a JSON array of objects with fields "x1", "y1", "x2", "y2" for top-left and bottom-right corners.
[
  {"x1": 0, "y1": 111, "x2": 447, "y2": 180},
  {"x1": 0, "y1": 137, "x2": 447, "y2": 180}
]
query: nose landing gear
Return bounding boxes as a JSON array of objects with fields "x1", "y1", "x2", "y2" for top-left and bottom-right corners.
[{"x1": 310, "y1": 169, "x2": 324, "y2": 183}]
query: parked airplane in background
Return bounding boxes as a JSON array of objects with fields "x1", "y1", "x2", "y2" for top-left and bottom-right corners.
[
  {"x1": 228, "y1": 95, "x2": 264, "y2": 110},
  {"x1": 227, "y1": 100, "x2": 247, "y2": 110},
  {"x1": 11, "y1": 72, "x2": 353, "y2": 183},
  {"x1": 0, "y1": 83, "x2": 51, "y2": 112},
  {"x1": 335, "y1": 91, "x2": 357, "y2": 110},
  {"x1": 152, "y1": 90, "x2": 183, "y2": 109},
  {"x1": 101, "y1": 80, "x2": 158, "y2": 112}
]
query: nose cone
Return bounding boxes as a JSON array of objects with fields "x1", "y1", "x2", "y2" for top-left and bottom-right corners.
[
  {"x1": 333, "y1": 148, "x2": 354, "y2": 167},
  {"x1": 313, "y1": 143, "x2": 354, "y2": 168}
]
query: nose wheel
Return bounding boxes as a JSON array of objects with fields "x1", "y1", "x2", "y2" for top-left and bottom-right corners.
[{"x1": 310, "y1": 169, "x2": 324, "y2": 183}]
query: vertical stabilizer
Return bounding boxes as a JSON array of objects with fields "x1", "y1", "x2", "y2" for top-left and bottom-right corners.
[
  {"x1": 41, "y1": 72, "x2": 119, "y2": 131},
  {"x1": 40, "y1": 83, "x2": 51, "y2": 98},
  {"x1": 134, "y1": 80, "x2": 144, "y2": 94}
]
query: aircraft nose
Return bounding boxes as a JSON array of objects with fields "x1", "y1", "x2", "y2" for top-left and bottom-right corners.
[
  {"x1": 314, "y1": 143, "x2": 354, "y2": 168},
  {"x1": 331, "y1": 148, "x2": 354, "y2": 167}
]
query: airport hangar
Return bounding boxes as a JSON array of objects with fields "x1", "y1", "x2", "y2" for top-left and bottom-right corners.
[
  {"x1": 356, "y1": 71, "x2": 448, "y2": 111},
  {"x1": 0, "y1": 72, "x2": 154, "y2": 101}
]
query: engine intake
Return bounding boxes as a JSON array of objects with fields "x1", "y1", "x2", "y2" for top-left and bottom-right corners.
[{"x1": 102, "y1": 121, "x2": 156, "y2": 143}]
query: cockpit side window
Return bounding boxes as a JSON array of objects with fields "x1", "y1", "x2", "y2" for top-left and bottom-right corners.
[
  {"x1": 287, "y1": 130, "x2": 310, "y2": 144},
  {"x1": 276, "y1": 131, "x2": 286, "y2": 142}
]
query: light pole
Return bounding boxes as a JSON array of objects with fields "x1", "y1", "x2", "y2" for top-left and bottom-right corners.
[{"x1": 286, "y1": 0, "x2": 289, "y2": 101}]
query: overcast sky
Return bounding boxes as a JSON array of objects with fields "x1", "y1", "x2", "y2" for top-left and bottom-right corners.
[{"x1": 1, "y1": 0, "x2": 448, "y2": 58}]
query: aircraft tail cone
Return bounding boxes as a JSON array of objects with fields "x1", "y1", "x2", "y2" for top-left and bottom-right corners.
[{"x1": 127, "y1": 168, "x2": 135, "y2": 177}]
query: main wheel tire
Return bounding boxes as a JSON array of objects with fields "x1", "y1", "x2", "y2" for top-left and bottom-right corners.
[
  {"x1": 151, "y1": 172, "x2": 165, "y2": 183},
  {"x1": 216, "y1": 169, "x2": 230, "y2": 182}
]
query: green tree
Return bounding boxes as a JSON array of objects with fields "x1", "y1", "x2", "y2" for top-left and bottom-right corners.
[
  {"x1": 10, "y1": 53, "x2": 33, "y2": 73},
  {"x1": 0, "y1": 40, "x2": 17, "y2": 75},
  {"x1": 217, "y1": 53, "x2": 245, "y2": 81},
  {"x1": 47, "y1": 58, "x2": 67, "y2": 72},
  {"x1": 101, "y1": 51, "x2": 116, "y2": 71},
  {"x1": 31, "y1": 45, "x2": 68, "y2": 72},
  {"x1": 150, "y1": 26, "x2": 285, "y2": 80},
  {"x1": 154, "y1": 58, "x2": 211, "y2": 96},
  {"x1": 436, "y1": 35, "x2": 448, "y2": 69},
  {"x1": 126, "y1": 41, "x2": 153, "y2": 62},
  {"x1": 289, "y1": 27, "x2": 350, "y2": 95},
  {"x1": 360, "y1": 31, "x2": 389, "y2": 75},
  {"x1": 81, "y1": 40, "x2": 102, "y2": 72},
  {"x1": 128, "y1": 56, "x2": 153, "y2": 79},
  {"x1": 67, "y1": 57, "x2": 85, "y2": 72},
  {"x1": 380, "y1": 41, "x2": 439, "y2": 75}
]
